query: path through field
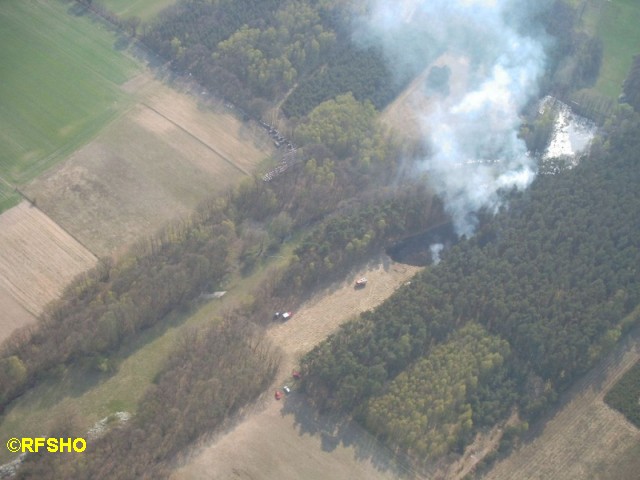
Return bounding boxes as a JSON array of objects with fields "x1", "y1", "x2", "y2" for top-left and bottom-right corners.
[
  {"x1": 172, "y1": 259, "x2": 423, "y2": 480},
  {"x1": 484, "y1": 325, "x2": 640, "y2": 480}
]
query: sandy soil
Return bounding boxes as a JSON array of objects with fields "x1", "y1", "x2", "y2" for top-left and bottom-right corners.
[
  {"x1": 484, "y1": 326, "x2": 640, "y2": 480},
  {"x1": 142, "y1": 85, "x2": 268, "y2": 174},
  {"x1": 172, "y1": 259, "x2": 424, "y2": 480},
  {"x1": 0, "y1": 201, "x2": 97, "y2": 326},
  {"x1": 24, "y1": 78, "x2": 271, "y2": 257}
]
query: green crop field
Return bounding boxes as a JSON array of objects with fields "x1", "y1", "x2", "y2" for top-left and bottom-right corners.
[
  {"x1": 593, "y1": 0, "x2": 640, "y2": 98},
  {"x1": 0, "y1": 0, "x2": 140, "y2": 187},
  {"x1": 0, "y1": 182, "x2": 20, "y2": 213},
  {"x1": 98, "y1": 0, "x2": 177, "y2": 21}
]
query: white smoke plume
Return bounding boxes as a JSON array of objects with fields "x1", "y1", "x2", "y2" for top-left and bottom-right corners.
[
  {"x1": 430, "y1": 243, "x2": 444, "y2": 265},
  {"x1": 354, "y1": 0, "x2": 549, "y2": 235}
]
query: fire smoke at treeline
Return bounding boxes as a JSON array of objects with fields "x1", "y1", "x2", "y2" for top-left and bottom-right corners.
[{"x1": 354, "y1": 0, "x2": 551, "y2": 235}]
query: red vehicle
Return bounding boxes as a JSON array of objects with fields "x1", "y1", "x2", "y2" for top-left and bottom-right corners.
[
  {"x1": 275, "y1": 390, "x2": 283, "y2": 400},
  {"x1": 292, "y1": 370, "x2": 302, "y2": 379}
]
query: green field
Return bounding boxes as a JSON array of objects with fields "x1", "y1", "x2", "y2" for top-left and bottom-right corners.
[
  {"x1": 0, "y1": 182, "x2": 20, "y2": 213},
  {"x1": 593, "y1": 0, "x2": 640, "y2": 98},
  {"x1": 0, "y1": 0, "x2": 140, "y2": 186},
  {"x1": 98, "y1": 0, "x2": 177, "y2": 21}
]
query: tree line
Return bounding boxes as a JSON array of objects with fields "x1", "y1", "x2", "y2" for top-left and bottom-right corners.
[{"x1": 14, "y1": 317, "x2": 279, "y2": 479}]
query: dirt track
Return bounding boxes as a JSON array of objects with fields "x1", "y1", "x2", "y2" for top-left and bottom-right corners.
[{"x1": 172, "y1": 259, "x2": 423, "y2": 480}]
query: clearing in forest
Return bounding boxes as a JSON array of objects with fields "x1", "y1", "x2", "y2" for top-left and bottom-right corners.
[{"x1": 381, "y1": 53, "x2": 470, "y2": 143}]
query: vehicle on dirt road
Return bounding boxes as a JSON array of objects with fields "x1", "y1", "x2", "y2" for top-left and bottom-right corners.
[{"x1": 355, "y1": 277, "x2": 368, "y2": 288}]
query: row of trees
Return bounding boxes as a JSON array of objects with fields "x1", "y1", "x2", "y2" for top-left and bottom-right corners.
[
  {"x1": 301, "y1": 107, "x2": 640, "y2": 459},
  {"x1": 6, "y1": 175, "x2": 445, "y2": 477},
  {"x1": 0, "y1": 206, "x2": 233, "y2": 408},
  {"x1": 276, "y1": 184, "x2": 444, "y2": 295},
  {"x1": 14, "y1": 318, "x2": 279, "y2": 479}
]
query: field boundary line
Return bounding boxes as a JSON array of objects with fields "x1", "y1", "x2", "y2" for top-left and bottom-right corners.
[
  {"x1": 141, "y1": 103, "x2": 251, "y2": 177},
  {"x1": 12, "y1": 190, "x2": 100, "y2": 263}
]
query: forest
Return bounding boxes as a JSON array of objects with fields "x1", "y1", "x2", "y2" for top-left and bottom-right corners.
[
  {"x1": 141, "y1": 0, "x2": 402, "y2": 117},
  {"x1": 300, "y1": 106, "x2": 640, "y2": 463},
  {"x1": 2, "y1": 0, "x2": 640, "y2": 477}
]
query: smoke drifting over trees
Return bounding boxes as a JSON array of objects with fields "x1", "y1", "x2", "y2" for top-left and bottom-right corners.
[{"x1": 354, "y1": 0, "x2": 550, "y2": 234}]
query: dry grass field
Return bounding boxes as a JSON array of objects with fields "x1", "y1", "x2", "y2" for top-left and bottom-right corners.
[
  {"x1": 483, "y1": 326, "x2": 640, "y2": 480},
  {"x1": 24, "y1": 77, "x2": 272, "y2": 257},
  {"x1": 0, "y1": 201, "x2": 97, "y2": 330},
  {"x1": 172, "y1": 259, "x2": 424, "y2": 480}
]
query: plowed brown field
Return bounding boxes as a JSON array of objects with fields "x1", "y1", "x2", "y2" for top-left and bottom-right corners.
[{"x1": 0, "y1": 201, "x2": 97, "y2": 336}]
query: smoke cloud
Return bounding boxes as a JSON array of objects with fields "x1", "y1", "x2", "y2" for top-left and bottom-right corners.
[
  {"x1": 354, "y1": 0, "x2": 549, "y2": 235},
  {"x1": 430, "y1": 243, "x2": 444, "y2": 265}
]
